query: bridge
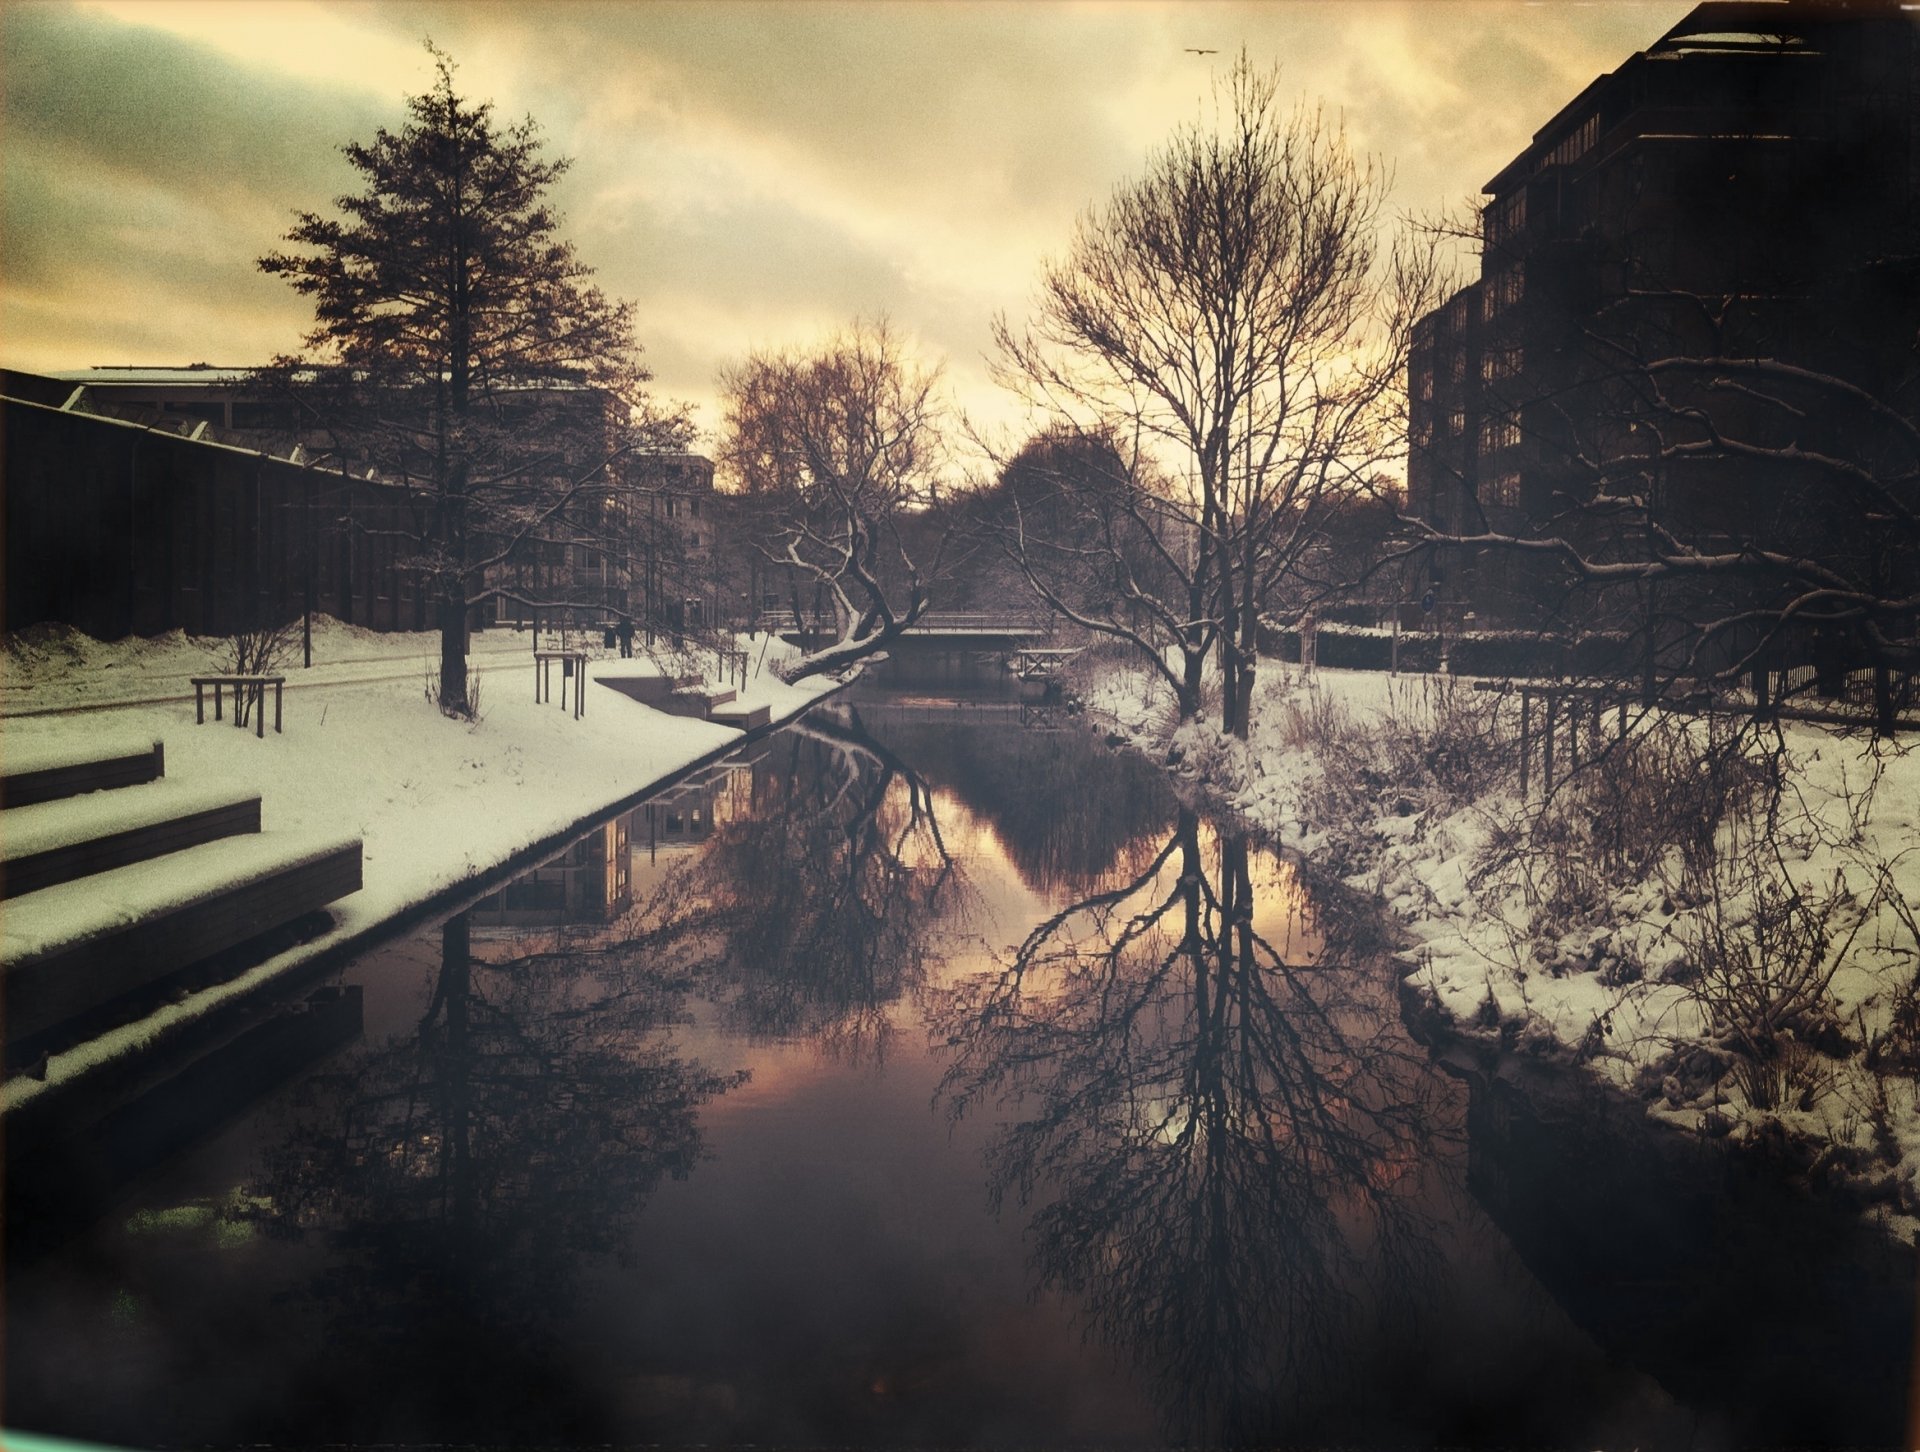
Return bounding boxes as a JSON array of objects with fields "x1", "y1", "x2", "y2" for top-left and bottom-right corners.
[{"x1": 759, "y1": 611, "x2": 1055, "y2": 651}]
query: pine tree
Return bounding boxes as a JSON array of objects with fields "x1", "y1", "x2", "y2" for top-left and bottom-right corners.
[{"x1": 260, "y1": 47, "x2": 681, "y2": 713}]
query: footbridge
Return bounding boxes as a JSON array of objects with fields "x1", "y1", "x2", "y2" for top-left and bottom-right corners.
[{"x1": 761, "y1": 611, "x2": 1056, "y2": 652}]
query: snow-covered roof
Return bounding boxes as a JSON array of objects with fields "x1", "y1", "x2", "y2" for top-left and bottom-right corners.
[{"x1": 48, "y1": 366, "x2": 257, "y2": 387}]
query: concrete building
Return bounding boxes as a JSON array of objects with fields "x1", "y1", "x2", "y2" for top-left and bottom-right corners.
[{"x1": 1407, "y1": 0, "x2": 1919, "y2": 636}]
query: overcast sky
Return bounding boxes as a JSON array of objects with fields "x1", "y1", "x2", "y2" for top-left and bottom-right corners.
[{"x1": 2, "y1": 0, "x2": 1695, "y2": 448}]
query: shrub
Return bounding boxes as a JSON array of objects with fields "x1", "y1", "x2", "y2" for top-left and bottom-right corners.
[{"x1": 215, "y1": 617, "x2": 300, "y2": 726}]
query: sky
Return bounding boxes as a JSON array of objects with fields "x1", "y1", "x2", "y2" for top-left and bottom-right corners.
[{"x1": 1, "y1": 0, "x2": 1698, "y2": 452}]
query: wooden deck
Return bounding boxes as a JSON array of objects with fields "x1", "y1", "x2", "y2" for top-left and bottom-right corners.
[{"x1": 1, "y1": 739, "x2": 164, "y2": 808}]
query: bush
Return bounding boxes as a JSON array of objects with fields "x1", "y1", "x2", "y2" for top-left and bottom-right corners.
[
  {"x1": 1681, "y1": 859, "x2": 1859, "y2": 1112},
  {"x1": 216, "y1": 618, "x2": 299, "y2": 726}
]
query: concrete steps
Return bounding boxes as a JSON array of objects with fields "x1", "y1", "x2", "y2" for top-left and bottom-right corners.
[
  {"x1": 2, "y1": 736, "x2": 164, "y2": 808},
  {"x1": 2, "y1": 781, "x2": 261, "y2": 899},
  {"x1": 595, "y1": 667, "x2": 756, "y2": 725},
  {"x1": 0, "y1": 740, "x2": 361, "y2": 1057},
  {"x1": 709, "y1": 701, "x2": 772, "y2": 730}
]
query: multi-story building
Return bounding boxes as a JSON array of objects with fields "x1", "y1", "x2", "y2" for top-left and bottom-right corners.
[{"x1": 1408, "y1": 0, "x2": 1919, "y2": 639}]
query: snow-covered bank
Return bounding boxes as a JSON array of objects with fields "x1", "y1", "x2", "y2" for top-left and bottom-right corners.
[
  {"x1": 1079, "y1": 654, "x2": 1920, "y2": 1233},
  {"x1": 1, "y1": 619, "x2": 845, "y2": 1115}
]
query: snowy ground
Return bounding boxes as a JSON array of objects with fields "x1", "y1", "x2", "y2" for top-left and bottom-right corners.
[
  {"x1": 1078, "y1": 653, "x2": 1920, "y2": 1233},
  {"x1": 1, "y1": 618, "x2": 843, "y2": 1112}
]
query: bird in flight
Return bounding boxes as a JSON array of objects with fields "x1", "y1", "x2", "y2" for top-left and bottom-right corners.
[{"x1": 1186, "y1": 47, "x2": 1218, "y2": 54}]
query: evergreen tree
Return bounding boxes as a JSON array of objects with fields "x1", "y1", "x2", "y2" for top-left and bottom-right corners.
[{"x1": 260, "y1": 47, "x2": 682, "y2": 713}]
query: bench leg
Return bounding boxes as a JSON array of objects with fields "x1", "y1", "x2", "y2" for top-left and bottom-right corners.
[
  {"x1": 214, "y1": 683, "x2": 224, "y2": 722},
  {"x1": 256, "y1": 683, "x2": 265, "y2": 739},
  {"x1": 275, "y1": 682, "x2": 283, "y2": 734},
  {"x1": 195, "y1": 682, "x2": 205, "y2": 725}
]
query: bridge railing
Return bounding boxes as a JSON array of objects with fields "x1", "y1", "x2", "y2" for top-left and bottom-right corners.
[{"x1": 756, "y1": 610, "x2": 1053, "y2": 635}]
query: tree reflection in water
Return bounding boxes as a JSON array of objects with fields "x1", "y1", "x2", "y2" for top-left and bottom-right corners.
[
  {"x1": 240, "y1": 715, "x2": 966, "y2": 1436},
  {"x1": 689, "y1": 712, "x2": 968, "y2": 1061},
  {"x1": 251, "y1": 909, "x2": 743, "y2": 1437},
  {"x1": 938, "y1": 808, "x2": 1449, "y2": 1445}
]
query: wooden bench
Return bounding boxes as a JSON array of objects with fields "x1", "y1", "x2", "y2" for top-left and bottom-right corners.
[
  {"x1": 190, "y1": 675, "x2": 285, "y2": 737},
  {"x1": 533, "y1": 649, "x2": 590, "y2": 719}
]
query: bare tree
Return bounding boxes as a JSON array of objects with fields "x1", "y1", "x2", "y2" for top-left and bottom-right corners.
[
  {"x1": 994, "y1": 54, "x2": 1443, "y2": 736},
  {"x1": 717, "y1": 318, "x2": 948, "y2": 683}
]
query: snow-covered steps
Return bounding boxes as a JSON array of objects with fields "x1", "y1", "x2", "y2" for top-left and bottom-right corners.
[
  {"x1": 594, "y1": 668, "x2": 741, "y2": 722},
  {"x1": 2, "y1": 780, "x2": 261, "y2": 899},
  {"x1": 2, "y1": 832, "x2": 362, "y2": 1047},
  {"x1": 709, "y1": 701, "x2": 772, "y2": 730},
  {"x1": 5, "y1": 984, "x2": 364, "y2": 1256},
  {"x1": 1, "y1": 735, "x2": 164, "y2": 808},
  {"x1": 593, "y1": 666, "x2": 701, "y2": 705}
]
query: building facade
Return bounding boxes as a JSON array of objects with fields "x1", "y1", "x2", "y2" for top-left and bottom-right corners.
[{"x1": 1407, "y1": 0, "x2": 1919, "y2": 641}]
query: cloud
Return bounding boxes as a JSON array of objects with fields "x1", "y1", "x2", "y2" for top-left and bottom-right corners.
[{"x1": 2, "y1": 0, "x2": 1698, "y2": 434}]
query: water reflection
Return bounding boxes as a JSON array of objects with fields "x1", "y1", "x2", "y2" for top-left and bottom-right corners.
[
  {"x1": 14, "y1": 696, "x2": 1895, "y2": 1449},
  {"x1": 937, "y1": 809, "x2": 1448, "y2": 1445},
  {"x1": 845, "y1": 698, "x2": 1177, "y2": 894},
  {"x1": 686, "y1": 714, "x2": 967, "y2": 1060},
  {"x1": 245, "y1": 911, "x2": 744, "y2": 1439}
]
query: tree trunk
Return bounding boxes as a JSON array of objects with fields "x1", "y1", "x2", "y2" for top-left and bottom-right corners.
[
  {"x1": 1181, "y1": 641, "x2": 1206, "y2": 721},
  {"x1": 438, "y1": 588, "x2": 469, "y2": 715},
  {"x1": 1234, "y1": 646, "x2": 1256, "y2": 742}
]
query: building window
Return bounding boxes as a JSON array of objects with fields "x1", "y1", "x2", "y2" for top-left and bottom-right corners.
[
  {"x1": 690, "y1": 497, "x2": 702, "y2": 518},
  {"x1": 1484, "y1": 190, "x2": 1526, "y2": 250},
  {"x1": 1448, "y1": 349, "x2": 1467, "y2": 384},
  {"x1": 1414, "y1": 363, "x2": 1433, "y2": 402},
  {"x1": 1479, "y1": 412, "x2": 1521, "y2": 454},
  {"x1": 1541, "y1": 113, "x2": 1598, "y2": 171},
  {"x1": 689, "y1": 532, "x2": 701, "y2": 549},
  {"x1": 1448, "y1": 294, "x2": 1471, "y2": 331},
  {"x1": 1482, "y1": 470, "x2": 1522, "y2": 509},
  {"x1": 1483, "y1": 261, "x2": 1524, "y2": 319},
  {"x1": 1448, "y1": 408, "x2": 1466, "y2": 438},
  {"x1": 1412, "y1": 417, "x2": 1434, "y2": 448},
  {"x1": 1481, "y1": 345, "x2": 1523, "y2": 382},
  {"x1": 665, "y1": 495, "x2": 681, "y2": 518}
]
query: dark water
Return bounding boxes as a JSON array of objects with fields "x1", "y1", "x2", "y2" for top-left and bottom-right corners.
[{"x1": 6, "y1": 686, "x2": 1913, "y2": 1449}]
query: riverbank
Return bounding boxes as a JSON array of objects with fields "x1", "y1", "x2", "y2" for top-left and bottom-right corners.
[
  {"x1": 1078, "y1": 653, "x2": 1920, "y2": 1235},
  {"x1": 1, "y1": 618, "x2": 847, "y2": 1121}
]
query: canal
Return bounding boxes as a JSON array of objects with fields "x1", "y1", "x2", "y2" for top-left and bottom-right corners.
[{"x1": 7, "y1": 681, "x2": 1913, "y2": 1448}]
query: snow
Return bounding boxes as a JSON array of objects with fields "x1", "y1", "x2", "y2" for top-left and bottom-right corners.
[
  {"x1": 1, "y1": 618, "x2": 843, "y2": 1112},
  {"x1": 3, "y1": 830, "x2": 361, "y2": 966},
  {"x1": 1080, "y1": 656, "x2": 1920, "y2": 1232},
  {"x1": 2, "y1": 732, "x2": 159, "y2": 777},
  {"x1": 2, "y1": 780, "x2": 257, "y2": 863}
]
